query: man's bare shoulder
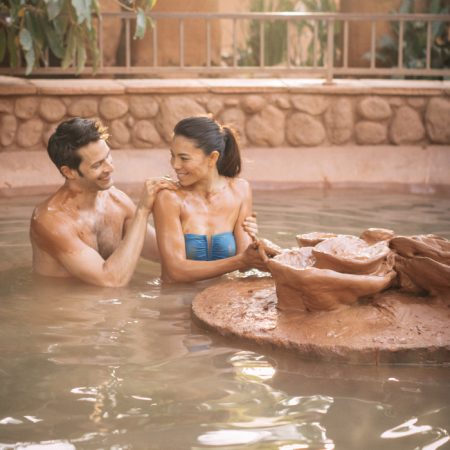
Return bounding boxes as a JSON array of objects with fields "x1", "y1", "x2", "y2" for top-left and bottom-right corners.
[
  {"x1": 31, "y1": 198, "x2": 76, "y2": 239},
  {"x1": 108, "y1": 186, "x2": 135, "y2": 207},
  {"x1": 31, "y1": 192, "x2": 74, "y2": 225},
  {"x1": 30, "y1": 201, "x2": 80, "y2": 258}
]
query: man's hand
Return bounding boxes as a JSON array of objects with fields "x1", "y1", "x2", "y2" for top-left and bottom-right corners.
[
  {"x1": 243, "y1": 213, "x2": 258, "y2": 241},
  {"x1": 138, "y1": 177, "x2": 178, "y2": 213}
]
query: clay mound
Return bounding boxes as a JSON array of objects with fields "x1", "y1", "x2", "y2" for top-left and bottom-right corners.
[
  {"x1": 312, "y1": 235, "x2": 392, "y2": 275},
  {"x1": 268, "y1": 253, "x2": 396, "y2": 312},
  {"x1": 266, "y1": 234, "x2": 396, "y2": 312},
  {"x1": 390, "y1": 234, "x2": 450, "y2": 263},
  {"x1": 360, "y1": 228, "x2": 395, "y2": 244},
  {"x1": 296, "y1": 232, "x2": 337, "y2": 247},
  {"x1": 192, "y1": 277, "x2": 450, "y2": 365},
  {"x1": 390, "y1": 235, "x2": 450, "y2": 298}
]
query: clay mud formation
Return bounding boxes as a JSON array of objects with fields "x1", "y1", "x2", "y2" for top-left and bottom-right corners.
[{"x1": 193, "y1": 229, "x2": 450, "y2": 364}]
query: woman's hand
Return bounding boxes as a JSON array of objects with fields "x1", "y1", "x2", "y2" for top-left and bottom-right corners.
[
  {"x1": 243, "y1": 213, "x2": 258, "y2": 241},
  {"x1": 241, "y1": 241, "x2": 268, "y2": 272},
  {"x1": 138, "y1": 177, "x2": 178, "y2": 213}
]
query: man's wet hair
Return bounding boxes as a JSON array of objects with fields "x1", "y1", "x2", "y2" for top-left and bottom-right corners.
[{"x1": 47, "y1": 117, "x2": 109, "y2": 175}]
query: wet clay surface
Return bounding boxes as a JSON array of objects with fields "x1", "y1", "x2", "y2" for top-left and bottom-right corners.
[
  {"x1": 390, "y1": 235, "x2": 450, "y2": 297},
  {"x1": 192, "y1": 277, "x2": 450, "y2": 364}
]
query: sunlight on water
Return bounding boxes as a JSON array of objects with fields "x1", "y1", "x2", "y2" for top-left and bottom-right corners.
[
  {"x1": 229, "y1": 351, "x2": 277, "y2": 382},
  {"x1": 0, "y1": 189, "x2": 449, "y2": 449}
]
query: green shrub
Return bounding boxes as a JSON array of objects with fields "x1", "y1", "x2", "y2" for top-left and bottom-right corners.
[
  {"x1": 364, "y1": 0, "x2": 449, "y2": 77},
  {"x1": 239, "y1": 0, "x2": 339, "y2": 67},
  {"x1": 0, "y1": 0, "x2": 156, "y2": 75}
]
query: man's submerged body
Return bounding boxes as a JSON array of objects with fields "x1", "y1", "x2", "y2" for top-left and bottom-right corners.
[
  {"x1": 29, "y1": 127, "x2": 168, "y2": 287},
  {"x1": 31, "y1": 185, "x2": 140, "y2": 278}
]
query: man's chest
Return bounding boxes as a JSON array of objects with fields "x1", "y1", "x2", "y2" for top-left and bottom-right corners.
[{"x1": 76, "y1": 210, "x2": 126, "y2": 259}]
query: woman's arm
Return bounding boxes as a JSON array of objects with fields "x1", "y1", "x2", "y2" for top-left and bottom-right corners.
[
  {"x1": 233, "y1": 178, "x2": 254, "y2": 253},
  {"x1": 153, "y1": 190, "x2": 255, "y2": 283}
]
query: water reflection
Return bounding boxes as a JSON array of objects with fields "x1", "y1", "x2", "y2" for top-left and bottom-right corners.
[
  {"x1": 0, "y1": 190, "x2": 449, "y2": 449},
  {"x1": 195, "y1": 350, "x2": 335, "y2": 448}
]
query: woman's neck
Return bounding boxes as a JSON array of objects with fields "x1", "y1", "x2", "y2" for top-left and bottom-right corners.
[{"x1": 192, "y1": 170, "x2": 225, "y2": 196}]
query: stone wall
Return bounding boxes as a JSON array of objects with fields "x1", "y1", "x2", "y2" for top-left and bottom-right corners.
[
  {"x1": 1, "y1": 78, "x2": 449, "y2": 153},
  {"x1": 0, "y1": 77, "x2": 449, "y2": 196}
]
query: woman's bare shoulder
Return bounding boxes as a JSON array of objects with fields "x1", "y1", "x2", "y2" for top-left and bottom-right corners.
[
  {"x1": 155, "y1": 187, "x2": 183, "y2": 209},
  {"x1": 228, "y1": 177, "x2": 251, "y2": 197}
]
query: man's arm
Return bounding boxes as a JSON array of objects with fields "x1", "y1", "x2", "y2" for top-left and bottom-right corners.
[
  {"x1": 32, "y1": 179, "x2": 172, "y2": 287},
  {"x1": 141, "y1": 223, "x2": 160, "y2": 262},
  {"x1": 62, "y1": 207, "x2": 150, "y2": 287}
]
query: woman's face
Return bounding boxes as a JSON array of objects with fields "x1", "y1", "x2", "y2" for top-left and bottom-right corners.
[{"x1": 170, "y1": 135, "x2": 217, "y2": 187}]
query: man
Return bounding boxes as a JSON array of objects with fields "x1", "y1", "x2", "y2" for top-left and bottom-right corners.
[{"x1": 30, "y1": 117, "x2": 261, "y2": 287}]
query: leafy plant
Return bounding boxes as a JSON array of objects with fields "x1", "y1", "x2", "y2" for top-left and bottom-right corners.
[
  {"x1": 0, "y1": 0, "x2": 157, "y2": 75},
  {"x1": 239, "y1": 0, "x2": 296, "y2": 67},
  {"x1": 238, "y1": 0, "x2": 339, "y2": 67},
  {"x1": 294, "y1": 0, "x2": 340, "y2": 67},
  {"x1": 365, "y1": 0, "x2": 449, "y2": 76}
]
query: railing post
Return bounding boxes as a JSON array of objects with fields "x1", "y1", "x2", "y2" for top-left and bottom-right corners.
[
  {"x1": 325, "y1": 18, "x2": 334, "y2": 84},
  {"x1": 286, "y1": 20, "x2": 291, "y2": 68},
  {"x1": 206, "y1": 19, "x2": 211, "y2": 67},
  {"x1": 233, "y1": 18, "x2": 237, "y2": 67},
  {"x1": 98, "y1": 13, "x2": 104, "y2": 70},
  {"x1": 426, "y1": 20, "x2": 431, "y2": 69},
  {"x1": 259, "y1": 20, "x2": 265, "y2": 68},
  {"x1": 153, "y1": 18, "x2": 158, "y2": 67},
  {"x1": 313, "y1": 21, "x2": 318, "y2": 68},
  {"x1": 343, "y1": 20, "x2": 348, "y2": 68},
  {"x1": 179, "y1": 19, "x2": 184, "y2": 68},
  {"x1": 398, "y1": 19, "x2": 404, "y2": 69},
  {"x1": 125, "y1": 18, "x2": 131, "y2": 68},
  {"x1": 370, "y1": 20, "x2": 376, "y2": 69}
]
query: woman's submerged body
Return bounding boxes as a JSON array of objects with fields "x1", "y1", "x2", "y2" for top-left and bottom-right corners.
[{"x1": 153, "y1": 119, "x2": 262, "y2": 283}]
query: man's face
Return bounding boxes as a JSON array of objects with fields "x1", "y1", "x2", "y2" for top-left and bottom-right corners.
[{"x1": 75, "y1": 139, "x2": 114, "y2": 191}]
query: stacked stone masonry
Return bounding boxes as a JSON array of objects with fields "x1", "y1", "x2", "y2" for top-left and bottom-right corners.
[{"x1": 1, "y1": 80, "x2": 449, "y2": 151}]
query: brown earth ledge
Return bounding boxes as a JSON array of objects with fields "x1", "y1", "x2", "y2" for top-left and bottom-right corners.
[
  {"x1": 0, "y1": 76, "x2": 448, "y2": 96},
  {"x1": 192, "y1": 276, "x2": 450, "y2": 365},
  {"x1": 0, "y1": 76, "x2": 37, "y2": 95},
  {"x1": 1, "y1": 146, "x2": 449, "y2": 197}
]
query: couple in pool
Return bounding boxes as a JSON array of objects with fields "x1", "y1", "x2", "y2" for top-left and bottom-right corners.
[{"x1": 30, "y1": 116, "x2": 267, "y2": 287}]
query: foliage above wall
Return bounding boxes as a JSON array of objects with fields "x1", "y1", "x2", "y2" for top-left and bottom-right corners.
[
  {"x1": 239, "y1": 0, "x2": 339, "y2": 67},
  {"x1": 365, "y1": 0, "x2": 449, "y2": 76},
  {"x1": 0, "y1": 0, "x2": 157, "y2": 75}
]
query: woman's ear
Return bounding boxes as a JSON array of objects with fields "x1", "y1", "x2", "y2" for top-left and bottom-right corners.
[
  {"x1": 209, "y1": 150, "x2": 220, "y2": 167},
  {"x1": 60, "y1": 165, "x2": 77, "y2": 179}
]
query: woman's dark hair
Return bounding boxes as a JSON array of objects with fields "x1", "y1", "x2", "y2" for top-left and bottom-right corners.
[
  {"x1": 47, "y1": 117, "x2": 109, "y2": 175},
  {"x1": 173, "y1": 116, "x2": 241, "y2": 178}
]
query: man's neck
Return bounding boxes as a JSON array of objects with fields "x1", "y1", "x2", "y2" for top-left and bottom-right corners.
[{"x1": 60, "y1": 180, "x2": 105, "y2": 210}]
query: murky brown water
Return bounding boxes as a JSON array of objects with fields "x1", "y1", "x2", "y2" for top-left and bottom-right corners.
[{"x1": 0, "y1": 189, "x2": 449, "y2": 449}]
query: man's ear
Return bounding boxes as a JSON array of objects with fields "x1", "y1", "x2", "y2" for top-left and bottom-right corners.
[
  {"x1": 209, "y1": 150, "x2": 220, "y2": 167},
  {"x1": 60, "y1": 165, "x2": 77, "y2": 179}
]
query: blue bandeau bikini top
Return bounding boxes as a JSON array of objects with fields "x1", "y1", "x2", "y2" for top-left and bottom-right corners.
[{"x1": 184, "y1": 231, "x2": 236, "y2": 261}]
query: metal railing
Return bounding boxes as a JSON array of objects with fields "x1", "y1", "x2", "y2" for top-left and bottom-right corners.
[{"x1": 1, "y1": 12, "x2": 449, "y2": 81}]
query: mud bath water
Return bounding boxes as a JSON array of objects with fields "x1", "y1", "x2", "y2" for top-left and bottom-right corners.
[{"x1": 0, "y1": 189, "x2": 449, "y2": 449}]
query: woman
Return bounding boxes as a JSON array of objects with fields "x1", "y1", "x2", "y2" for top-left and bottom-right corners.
[{"x1": 153, "y1": 116, "x2": 264, "y2": 283}]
